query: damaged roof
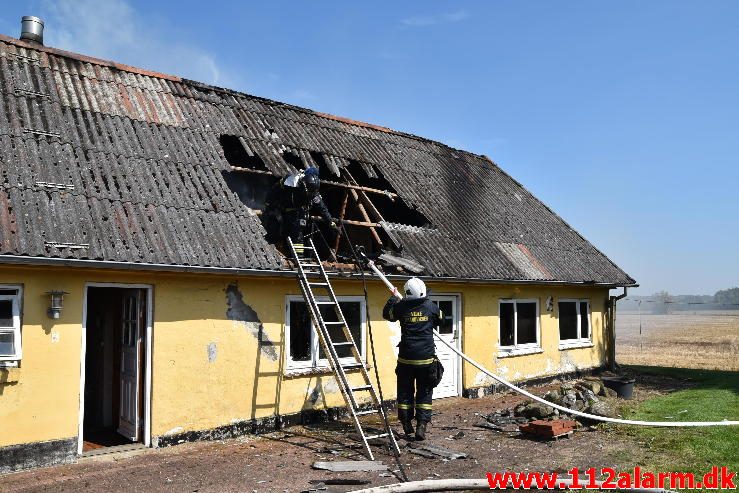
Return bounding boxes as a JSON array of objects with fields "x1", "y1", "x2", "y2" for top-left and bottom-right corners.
[{"x1": 0, "y1": 34, "x2": 635, "y2": 286}]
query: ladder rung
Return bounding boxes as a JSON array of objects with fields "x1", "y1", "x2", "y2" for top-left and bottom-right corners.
[
  {"x1": 316, "y1": 301, "x2": 336, "y2": 305},
  {"x1": 355, "y1": 409, "x2": 377, "y2": 416},
  {"x1": 332, "y1": 341, "x2": 353, "y2": 346},
  {"x1": 324, "y1": 321, "x2": 345, "y2": 325},
  {"x1": 309, "y1": 282, "x2": 329, "y2": 286},
  {"x1": 351, "y1": 385, "x2": 372, "y2": 392},
  {"x1": 294, "y1": 246, "x2": 314, "y2": 250},
  {"x1": 300, "y1": 263, "x2": 321, "y2": 268},
  {"x1": 364, "y1": 433, "x2": 389, "y2": 440}
]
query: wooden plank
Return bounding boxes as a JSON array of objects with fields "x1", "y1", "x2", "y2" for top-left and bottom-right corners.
[
  {"x1": 333, "y1": 190, "x2": 350, "y2": 253},
  {"x1": 229, "y1": 166, "x2": 397, "y2": 198},
  {"x1": 311, "y1": 461, "x2": 388, "y2": 472},
  {"x1": 348, "y1": 190, "x2": 383, "y2": 247}
]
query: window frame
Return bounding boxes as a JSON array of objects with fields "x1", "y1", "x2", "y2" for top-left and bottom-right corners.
[
  {"x1": 285, "y1": 295, "x2": 366, "y2": 371},
  {"x1": 557, "y1": 298, "x2": 592, "y2": 349},
  {"x1": 498, "y1": 298, "x2": 541, "y2": 355},
  {"x1": 0, "y1": 285, "x2": 23, "y2": 366}
]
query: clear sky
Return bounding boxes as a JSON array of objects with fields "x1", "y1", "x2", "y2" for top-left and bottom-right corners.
[{"x1": 3, "y1": 1, "x2": 737, "y2": 295}]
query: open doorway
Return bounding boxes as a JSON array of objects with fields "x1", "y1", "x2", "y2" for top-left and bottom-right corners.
[{"x1": 81, "y1": 286, "x2": 149, "y2": 453}]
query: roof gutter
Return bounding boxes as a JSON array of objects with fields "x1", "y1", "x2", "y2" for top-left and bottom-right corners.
[{"x1": 0, "y1": 254, "x2": 638, "y2": 288}]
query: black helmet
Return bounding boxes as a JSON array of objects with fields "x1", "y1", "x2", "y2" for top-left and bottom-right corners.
[{"x1": 303, "y1": 174, "x2": 320, "y2": 195}]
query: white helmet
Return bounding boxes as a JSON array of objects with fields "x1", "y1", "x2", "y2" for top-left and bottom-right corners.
[{"x1": 404, "y1": 277, "x2": 426, "y2": 300}]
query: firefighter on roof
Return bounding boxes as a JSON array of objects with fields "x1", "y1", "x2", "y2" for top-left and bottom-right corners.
[
  {"x1": 382, "y1": 277, "x2": 441, "y2": 441},
  {"x1": 264, "y1": 166, "x2": 338, "y2": 253}
]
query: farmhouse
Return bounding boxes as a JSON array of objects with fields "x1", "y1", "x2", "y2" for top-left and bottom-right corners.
[{"x1": 0, "y1": 28, "x2": 635, "y2": 472}]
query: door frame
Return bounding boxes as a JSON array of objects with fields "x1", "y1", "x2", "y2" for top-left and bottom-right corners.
[
  {"x1": 78, "y1": 283, "x2": 153, "y2": 454},
  {"x1": 430, "y1": 293, "x2": 463, "y2": 398}
]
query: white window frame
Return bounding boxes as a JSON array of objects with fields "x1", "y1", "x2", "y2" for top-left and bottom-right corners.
[
  {"x1": 558, "y1": 298, "x2": 592, "y2": 349},
  {"x1": 285, "y1": 295, "x2": 366, "y2": 371},
  {"x1": 498, "y1": 298, "x2": 541, "y2": 356},
  {"x1": 0, "y1": 285, "x2": 23, "y2": 366}
]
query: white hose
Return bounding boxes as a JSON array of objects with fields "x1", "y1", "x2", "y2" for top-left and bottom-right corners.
[
  {"x1": 365, "y1": 261, "x2": 739, "y2": 427},
  {"x1": 350, "y1": 477, "x2": 678, "y2": 492}
]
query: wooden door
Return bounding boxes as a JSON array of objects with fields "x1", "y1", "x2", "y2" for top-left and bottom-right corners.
[{"x1": 117, "y1": 290, "x2": 143, "y2": 441}]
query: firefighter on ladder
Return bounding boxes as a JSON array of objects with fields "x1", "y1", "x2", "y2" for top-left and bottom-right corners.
[
  {"x1": 382, "y1": 277, "x2": 440, "y2": 441},
  {"x1": 264, "y1": 166, "x2": 338, "y2": 256}
]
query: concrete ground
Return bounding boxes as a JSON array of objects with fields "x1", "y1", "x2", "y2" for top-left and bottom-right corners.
[{"x1": 1, "y1": 376, "x2": 676, "y2": 493}]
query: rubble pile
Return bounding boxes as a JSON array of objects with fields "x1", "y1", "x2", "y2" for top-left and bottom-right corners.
[{"x1": 514, "y1": 378, "x2": 619, "y2": 420}]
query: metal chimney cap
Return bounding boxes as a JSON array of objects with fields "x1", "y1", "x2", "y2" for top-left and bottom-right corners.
[
  {"x1": 20, "y1": 15, "x2": 45, "y2": 45},
  {"x1": 21, "y1": 15, "x2": 45, "y2": 25}
]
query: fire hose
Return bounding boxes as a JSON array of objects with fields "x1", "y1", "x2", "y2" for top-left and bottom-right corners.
[
  {"x1": 349, "y1": 477, "x2": 678, "y2": 493},
  {"x1": 361, "y1": 257, "x2": 739, "y2": 428}
]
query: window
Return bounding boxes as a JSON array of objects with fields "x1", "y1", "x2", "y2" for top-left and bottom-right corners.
[
  {"x1": 558, "y1": 299, "x2": 591, "y2": 347},
  {"x1": 0, "y1": 287, "x2": 22, "y2": 366},
  {"x1": 499, "y1": 299, "x2": 540, "y2": 353},
  {"x1": 285, "y1": 296, "x2": 365, "y2": 370}
]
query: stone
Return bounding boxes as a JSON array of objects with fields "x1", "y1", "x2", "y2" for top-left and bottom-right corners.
[
  {"x1": 603, "y1": 387, "x2": 618, "y2": 398},
  {"x1": 543, "y1": 390, "x2": 563, "y2": 405},
  {"x1": 589, "y1": 400, "x2": 617, "y2": 418},
  {"x1": 520, "y1": 402, "x2": 556, "y2": 419},
  {"x1": 581, "y1": 389, "x2": 599, "y2": 404},
  {"x1": 579, "y1": 380, "x2": 604, "y2": 395},
  {"x1": 562, "y1": 391, "x2": 578, "y2": 409}
]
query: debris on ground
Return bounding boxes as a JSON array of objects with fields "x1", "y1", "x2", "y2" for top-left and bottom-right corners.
[
  {"x1": 407, "y1": 442, "x2": 468, "y2": 460},
  {"x1": 311, "y1": 461, "x2": 389, "y2": 472}
]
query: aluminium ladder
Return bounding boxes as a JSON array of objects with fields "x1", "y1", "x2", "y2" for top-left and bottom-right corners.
[{"x1": 288, "y1": 236, "x2": 401, "y2": 460}]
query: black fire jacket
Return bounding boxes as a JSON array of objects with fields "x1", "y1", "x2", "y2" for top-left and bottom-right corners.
[{"x1": 382, "y1": 296, "x2": 440, "y2": 361}]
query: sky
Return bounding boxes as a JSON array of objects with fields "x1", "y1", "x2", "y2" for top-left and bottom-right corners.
[{"x1": 2, "y1": 1, "x2": 737, "y2": 295}]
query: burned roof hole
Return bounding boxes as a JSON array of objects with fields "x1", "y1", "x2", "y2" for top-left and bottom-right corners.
[
  {"x1": 281, "y1": 151, "x2": 303, "y2": 172},
  {"x1": 221, "y1": 169, "x2": 278, "y2": 211},
  {"x1": 219, "y1": 134, "x2": 268, "y2": 171},
  {"x1": 344, "y1": 160, "x2": 430, "y2": 228}
]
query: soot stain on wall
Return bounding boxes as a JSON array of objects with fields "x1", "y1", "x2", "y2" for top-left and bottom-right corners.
[{"x1": 225, "y1": 284, "x2": 278, "y2": 361}]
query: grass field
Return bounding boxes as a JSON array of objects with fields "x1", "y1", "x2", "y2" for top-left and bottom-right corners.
[
  {"x1": 616, "y1": 311, "x2": 739, "y2": 371},
  {"x1": 615, "y1": 366, "x2": 739, "y2": 488}
]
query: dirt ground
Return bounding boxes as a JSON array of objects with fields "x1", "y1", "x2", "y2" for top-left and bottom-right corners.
[
  {"x1": 0, "y1": 373, "x2": 689, "y2": 493},
  {"x1": 616, "y1": 311, "x2": 739, "y2": 371}
]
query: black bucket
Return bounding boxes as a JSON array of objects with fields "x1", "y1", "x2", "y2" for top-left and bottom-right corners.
[{"x1": 601, "y1": 376, "x2": 636, "y2": 399}]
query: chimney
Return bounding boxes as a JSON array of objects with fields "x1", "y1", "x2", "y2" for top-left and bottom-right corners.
[{"x1": 20, "y1": 16, "x2": 44, "y2": 45}]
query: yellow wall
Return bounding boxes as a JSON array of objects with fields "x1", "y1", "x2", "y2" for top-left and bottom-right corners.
[{"x1": 0, "y1": 264, "x2": 610, "y2": 449}]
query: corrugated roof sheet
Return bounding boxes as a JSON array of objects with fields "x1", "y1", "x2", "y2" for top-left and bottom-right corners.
[{"x1": 0, "y1": 34, "x2": 635, "y2": 285}]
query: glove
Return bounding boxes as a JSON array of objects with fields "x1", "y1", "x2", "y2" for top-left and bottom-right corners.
[{"x1": 330, "y1": 218, "x2": 340, "y2": 230}]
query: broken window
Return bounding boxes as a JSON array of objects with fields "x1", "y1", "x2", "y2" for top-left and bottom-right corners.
[
  {"x1": 286, "y1": 296, "x2": 365, "y2": 370},
  {"x1": 499, "y1": 299, "x2": 539, "y2": 351},
  {"x1": 558, "y1": 300, "x2": 591, "y2": 347},
  {"x1": 0, "y1": 287, "x2": 22, "y2": 366}
]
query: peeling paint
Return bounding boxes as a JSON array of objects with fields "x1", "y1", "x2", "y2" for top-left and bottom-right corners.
[
  {"x1": 164, "y1": 426, "x2": 184, "y2": 436},
  {"x1": 207, "y1": 342, "x2": 217, "y2": 363},
  {"x1": 387, "y1": 321, "x2": 401, "y2": 357},
  {"x1": 322, "y1": 377, "x2": 339, "y2": 394},
  {"x1": 473, "y1": 371, "x2": 494, "y2": 387},
  {"x1": 225, "y1": 284, "x2": 277, "y2": 361},
  {"x1": 51, "y1": 331, "x2": 59, "y2": 343}
]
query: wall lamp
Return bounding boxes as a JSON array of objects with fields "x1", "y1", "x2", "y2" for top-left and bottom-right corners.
[{"x1": 46, "y1": 290, "x2": 68, "y2": 319}]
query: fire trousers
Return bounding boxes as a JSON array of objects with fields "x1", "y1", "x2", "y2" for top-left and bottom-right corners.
[{"x1": 396, "y1": 359, "x2": 434, "y2": 423}]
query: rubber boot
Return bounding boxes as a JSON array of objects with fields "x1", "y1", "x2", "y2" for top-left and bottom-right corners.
[
  {"x1": 401, "y1": 419, "x2": 414, "y2": 436},
  {"x1": 415, "y1": 421, "x2": 428, "y2": 441}
]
